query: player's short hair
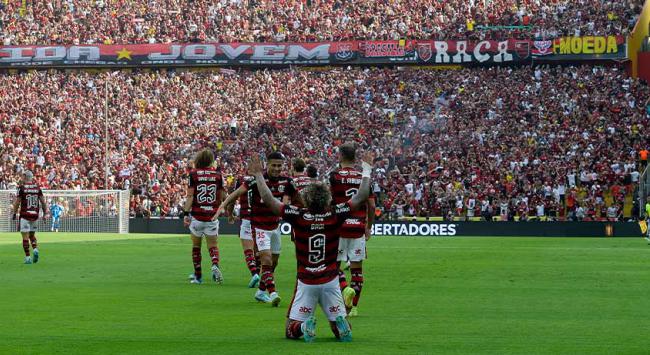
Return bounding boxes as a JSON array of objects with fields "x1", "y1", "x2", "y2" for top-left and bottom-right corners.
[
  {"x1": 303, "y1": 182, "x2": 332, "y2": 214},
  {"x1": 306, "y1": 165, "x2": 318, "y2": 178},
  {"x1": 339, "y1": 142, "x2": 356, "y2": 163},
  {"x1": 267, "y1": 151, "x2": 286, "y2": 161},
  {"x1": 23, "y1": 170, "x2": 34, "y2": 180},
  {"x1": 293, "y1": 158, "x2": 306, "y2": 173},
  {"x1": 194, "y1": 149, "x2": 214, "y2": 169}
]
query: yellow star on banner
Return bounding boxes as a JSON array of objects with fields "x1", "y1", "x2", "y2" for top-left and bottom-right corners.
[{"x1": 116, "y1": 48, "x2": 133, "y2": 61}]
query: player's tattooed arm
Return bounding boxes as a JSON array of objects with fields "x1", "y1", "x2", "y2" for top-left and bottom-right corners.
[
  {"x1": 248, "y1": 155, "x2": 283, "y2": 216},
  {"x1": 214, "y1": 185, "x2": 246, "y2": 222},
  {"x1": 349, "y1": 151, "x2": 374, "y2": 211}
]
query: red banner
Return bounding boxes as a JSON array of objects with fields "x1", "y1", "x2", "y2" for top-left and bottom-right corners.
[{"x1": 0, "y1": 38, "x2": 626, "y2": 68}]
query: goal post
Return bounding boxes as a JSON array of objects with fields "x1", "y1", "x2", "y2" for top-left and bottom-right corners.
[
  {"x1": 0, "y1": 190, "x2": 130, "y2": 234},
  {"x1": 641, "y1": 166, "x2": 650, "y2": 219}
]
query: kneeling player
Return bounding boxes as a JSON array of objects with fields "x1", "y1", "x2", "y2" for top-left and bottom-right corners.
[
  {"x1": 249, "y1": 153, "x2": 373, "y2": 342},
  {"x1": 183, "y1": 149, "x2": 226, "y2": 284}
]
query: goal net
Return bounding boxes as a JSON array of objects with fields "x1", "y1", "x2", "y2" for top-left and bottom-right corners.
[
  {"x1": 0, "y1": 190, "x2": 130, "y2": 234},
  {"x1": 641, "y1": 166, "x2": 650, "y2": 219}
]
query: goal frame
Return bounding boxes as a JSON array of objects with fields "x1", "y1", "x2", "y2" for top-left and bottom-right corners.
[{"x1": 0, "y1": 190, "x2": 130, "y2": 234}]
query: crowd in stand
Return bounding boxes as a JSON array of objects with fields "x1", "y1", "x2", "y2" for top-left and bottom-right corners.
[
  {"x1": 0, "y1": 0, "x2": 643, "y2": 45},
  {"x1": 1, "y1": 65, "x2": 648, "y2": 220}
]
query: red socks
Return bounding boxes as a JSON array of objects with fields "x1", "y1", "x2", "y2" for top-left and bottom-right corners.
[
  {"x1": 261, "y1": 265, "x2": 276, "y2": 293},
  {"x1": 22, "y1": 239, "x2": 30, "y2": 256},
  {"x1": 350, "y1": 268, "x2": 363, "y2": 307},
  {"x1": 192, "y1": 247, "x2": 202, "y2": 279},
  {"x1": 286, "y1": 320, "x2": 303, "y2": 339},
  {"x1": 244, "y1": 249, "x2": 258, "y2": 276},
  {"x1": 338, "y1": 269, "x2": 348, "y2": 290},
  {"x1": 29, "y1": 235, "x2": 37, "y2": 249},
  {"x1": 208, "y1": 246, "x2": 219, "y2": 266}
]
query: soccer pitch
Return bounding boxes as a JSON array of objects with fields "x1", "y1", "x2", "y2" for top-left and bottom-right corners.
[{"x1": 0, "y1": 233, "x2": 649, "y2": 354}]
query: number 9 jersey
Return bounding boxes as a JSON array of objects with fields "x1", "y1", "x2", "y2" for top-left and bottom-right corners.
[
  {"x1": 189, "y1": 168, "x2": 225, "y2": 221},
  {"x1": 280, "y1": 202, "x2": 352, "y2": 285}
]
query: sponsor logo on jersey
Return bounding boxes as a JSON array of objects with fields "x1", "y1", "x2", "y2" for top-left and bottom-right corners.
[
  {"x1": 345, "y1": 218, "x2": 361, "y2": 225},
  {"x1": 305, "y1": 264, "x2": 326, "y2": 273}
]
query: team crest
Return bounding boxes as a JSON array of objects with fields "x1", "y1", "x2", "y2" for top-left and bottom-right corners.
[
  {"x1": 417, "y1": 43, "x2": 432, "y2": 62},
  {"x1": 335, "y1": 43, "x2": 354, "y2": 61},
  {"x1": 532, "y1": 40, "x2": 552, "y2": 56}
]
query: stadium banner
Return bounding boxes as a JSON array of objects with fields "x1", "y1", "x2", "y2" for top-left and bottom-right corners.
[
  {"x1": 531, "y1": 35, "x2": 627, "y2": 60},
  {"x1": 130, "y1": 218, "x2": 643, "y2": 238},
  {"x1": 0, "y1": 40, "x2": 532, "y2": 68}
]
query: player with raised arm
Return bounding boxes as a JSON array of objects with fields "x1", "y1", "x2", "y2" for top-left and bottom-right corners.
[
  {"x1": 290, "y1": 158, "x2": 312, "y2": 243},
  {"x1": 12, "y1": 171, "x2": 47, "y2": 264},
  {"x1": 329, "y1": 142, "x2": 376, "y2": 317},
  {"x1": 249, "y1": 152, "x2": 373, "y2": 343},
  {"x1": 228, "y1": 175, "x2": 261, "y2": 288},
  {"x1": 183, "y1": 149, "x2": 226, "y2": 285},
  {"x1": 50, "y1": 199, "x2": 64, "y2": 232},
  {"x1": 216, "y1": 152, "x2": 297, "y2": 305}
]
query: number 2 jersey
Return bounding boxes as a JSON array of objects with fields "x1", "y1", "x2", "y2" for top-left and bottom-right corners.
[
  {"x1": 293, "y1": 174, "x2": 312, "y2": 193},
  {"x1": 243, "y1": 174, "x2": 297, "y2": 230},
  {"x1": 17, "y1": 183, "x2": 43, "y2": 221},
  {"x1": 188, "y1": 168, "x2": 225, "y2": 222},
  {"x1": 329, "y1": 167, "x2": 374, "y2": 238},
  {"x1": 281, "y1": 202, "x2": 352, "y2": 285}
]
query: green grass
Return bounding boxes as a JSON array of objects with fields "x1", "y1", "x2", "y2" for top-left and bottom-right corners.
[{"x1": 1, "y1": 233, "x2": 649, "y2": 354}]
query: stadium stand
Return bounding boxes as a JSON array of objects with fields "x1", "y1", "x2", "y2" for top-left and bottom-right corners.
[
  {"x1": 1, "y1": 66, "x2": 648, "y2": 220},
  {"x1": 0, "y1": 0, "x2": 643, "y2": 45}
]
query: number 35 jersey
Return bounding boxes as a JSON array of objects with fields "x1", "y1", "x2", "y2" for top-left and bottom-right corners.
[
  {"x1": 281, "y1": 202, "x2": 352, "y2": 285},
  {"x1": 189, "y1": 168, "x2": 225, "y2": 221},
  {"x1": 244, "y1": 174, "x2": 297, "y2": 231}
]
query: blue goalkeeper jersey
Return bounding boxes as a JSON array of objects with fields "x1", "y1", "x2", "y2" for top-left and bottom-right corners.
[{"x1": 51, "y1": 204, "x2": 63, "y2": 218}]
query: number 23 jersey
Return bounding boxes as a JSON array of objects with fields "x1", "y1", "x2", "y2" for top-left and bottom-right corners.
[
  {"x1": 280, "y1": 202, "x2": 352, "y2": 285},
  {"x1": 189, "y1": 168, "x2": 225, "y2": 221}
]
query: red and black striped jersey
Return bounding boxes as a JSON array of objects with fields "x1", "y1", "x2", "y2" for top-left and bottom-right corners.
[
  {"x1": 235, "y1": 176, "x2": 253, "y2": 220},
  {"x1": 17, "y1": 184, "x2": 43, "y2": 221},
  {"x1": 244, "y1": 174, "x2": 297, "y2": 230},
  {"x1": 189, "y1": 168, "x2": 225, "y2": 222},
  {"x1": 281, "y1": 202, "x2": 352, "y2": 285},
  {"x1": 293, "y1": 174, "x2": 312, "y2": 193},
  {"x1": 329, "y1": 167, "x2": 374, "y2": 238}
]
